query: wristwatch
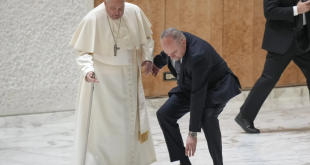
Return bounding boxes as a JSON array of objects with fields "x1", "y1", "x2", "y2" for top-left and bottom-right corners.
[{"x1": 188, "y1": 132, "x2": 197, "y2": 138}]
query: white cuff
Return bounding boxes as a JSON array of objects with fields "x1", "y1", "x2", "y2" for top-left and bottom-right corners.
[
  {"x1": 293, "y1": 6, "x2": 298, "y2": 16},
  {"x1": 141, "y1": 36, "x2": 154, "y2": 62},
  {"x1": 75, "y1": 53, "x2": 95, "y2": 78},
  {"x1": 82, "y1": 66, "x2": 95, "y2": 78}
]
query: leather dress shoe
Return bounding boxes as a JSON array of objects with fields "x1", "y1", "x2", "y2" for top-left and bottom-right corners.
[{"x1": 235, "y1": 112, "x2": 260, "y2": 133}]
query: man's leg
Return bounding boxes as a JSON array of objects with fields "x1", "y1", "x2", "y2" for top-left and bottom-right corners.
[
  {"x1": 201, "y1": 105, "x2": 225, "y2": 165},
  {"x1": 156, "y1": 93, "x2": 191, "y2": 165},
  {"x1": 238, "y1": 49, "x2": 296, "y2": 132},
  {"x1": 293, "y1": 28, "x2": 310, "y2": 92},
  {"x1": 293, "y1": 52, "x2": 310, "y2": 94}
]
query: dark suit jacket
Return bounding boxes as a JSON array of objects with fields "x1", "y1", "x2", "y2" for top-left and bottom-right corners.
[
  {"x1": 262, "y1": 0, "x2": 310, "y2": 54},
  {"x1": 154, "y1": 32, "x2": 241, "y2": 132}
]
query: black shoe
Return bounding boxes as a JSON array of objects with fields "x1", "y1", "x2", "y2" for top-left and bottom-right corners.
[{"x1": 235, "y1": 112, "x2": 260, "y2": 133}]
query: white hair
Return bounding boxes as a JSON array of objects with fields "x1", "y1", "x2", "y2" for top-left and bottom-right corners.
[{"x1": 161, "y1": 27, "x2": 185, "y2": 44}]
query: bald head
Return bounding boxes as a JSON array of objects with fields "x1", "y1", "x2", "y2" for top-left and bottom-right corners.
[
  {"x1": 160, "y1": 27, "x2": 187, "y2": 61},
  {"x1": 104, "y1": 0, "x2": 126, "y2": 20},
  {"x1": 161, "y1": 27, "x2": 185, "y2": 45}
]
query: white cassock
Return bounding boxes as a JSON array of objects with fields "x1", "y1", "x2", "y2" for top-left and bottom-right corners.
[{"x1": 69, "y1": 2, "x2": 156, "y2": 165}]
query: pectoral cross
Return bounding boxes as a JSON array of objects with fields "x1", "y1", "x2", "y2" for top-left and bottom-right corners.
[{"x1": 114, "y1": 44, "x2": 120, "y2": 56}]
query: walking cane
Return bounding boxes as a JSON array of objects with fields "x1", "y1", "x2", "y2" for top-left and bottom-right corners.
[{"x1": 83, "y1": 74, "x2": 95, "y2": 165}]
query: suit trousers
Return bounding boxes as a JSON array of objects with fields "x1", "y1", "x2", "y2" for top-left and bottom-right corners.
[
  {"x1": 240, "y1": 26, "x2": 310, "y2": 122},
  {"x1": 156, "y1": 91, "x2": 225, "y2": 165}
]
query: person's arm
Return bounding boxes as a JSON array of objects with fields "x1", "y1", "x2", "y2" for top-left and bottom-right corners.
[
  {"x1": 189, "y1": 54, "x2": 212, "y2": 132},
  {"x1": 76, "y1": 51, "x2": 94, "y2": 77},
  {"x1": 185, "y1": 53, "x2": 212, "y2": 157},
  {"x1": 75, "y1": 51, "x2": 98, "y2": 83},
  {"x1": 140, "y1": 36, "x2": 154, "y2": 75},
  {"x1": 153, "y1": 51, "x2": 168, "y2": 69},
  {"x1": 264, "y1": 0, "x2": 295, "y2": 22},
  {"x1": 141, "y1": 36, "x2": 154, "y2": 62}
]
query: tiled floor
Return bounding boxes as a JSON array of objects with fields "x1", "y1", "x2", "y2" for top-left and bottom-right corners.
[{"x1": 0, "y1": 86, "x2": 310, "y2": 165}]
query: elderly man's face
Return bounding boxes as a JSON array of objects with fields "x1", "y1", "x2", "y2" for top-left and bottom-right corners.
[
  {"x1": 161, "y1": 37, "x2": 186, "y2": 61},
  {"x1": 104, "y1": 0, "x2": 125, "y2": 20}
]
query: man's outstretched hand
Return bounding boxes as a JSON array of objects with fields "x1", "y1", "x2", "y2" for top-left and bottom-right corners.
[{"x1": 151, "y1": 64, "x2": 160, "y2": 77}]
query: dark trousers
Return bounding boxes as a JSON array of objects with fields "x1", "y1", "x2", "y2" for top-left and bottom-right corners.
[
  {"x1": 241, "y1": 26, "x2": 310, "y2": 122},
  {"x1": 156, "y1": 92, "x2": 225, "y2": 165}
]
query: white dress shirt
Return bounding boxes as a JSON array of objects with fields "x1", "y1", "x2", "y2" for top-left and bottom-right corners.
[{"x1": 170, "y1": 58, "x2": 183, "y2": 68}]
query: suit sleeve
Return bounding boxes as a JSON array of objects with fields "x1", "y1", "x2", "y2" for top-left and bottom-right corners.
[
  {"x1": 189, "y1": 54, "x2": 212, "y2": 132},
  {"x1": 153, "y1": 51, "x2": 168, "y2": 69},
  {"x1": 264, "y1": 0, "x2": 295, "y2": 22}
]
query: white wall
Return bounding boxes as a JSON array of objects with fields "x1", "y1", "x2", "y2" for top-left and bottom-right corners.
[{"x1": 0, "y1": 0, "x2": 90, "y2": 116}]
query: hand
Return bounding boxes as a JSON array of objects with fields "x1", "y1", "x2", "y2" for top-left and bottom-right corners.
[
  {"x1": 151, "y1": 64, "x2": 160, "y2": 77},
  {"x1": 85, "y1": 71, "x2": 99, "y2": 83},
  {"x1": 142, "y1": 61, "x2": 153, "y2": 75},
  {"x1": 297, "y1": 0, "x2": 310, "y2": 14},
  {"x1": 185, "y1": 134, "x2": 197, "y2": 157}
]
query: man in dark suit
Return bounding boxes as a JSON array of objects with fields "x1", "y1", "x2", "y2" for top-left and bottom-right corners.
[
  {"x1": 152, "y1": 27, "x2": 241, "y2": 165},
  {"x1": 235, "y1": 0, "x2": 310, "y2": 133}
]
